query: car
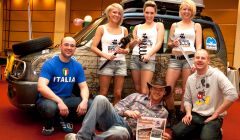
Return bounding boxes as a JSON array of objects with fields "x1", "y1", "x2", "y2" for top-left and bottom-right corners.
[{"x1": 5, "y1": 0, "x2": 227, "y2": 110}]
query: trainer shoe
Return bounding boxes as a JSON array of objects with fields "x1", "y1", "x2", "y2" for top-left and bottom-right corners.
[
  {"x1": 60, "y1": 121, "x2": 74, "y2": 133},
  {"x1": 42, "y1": 126, "x2": 54, "y2": 136}
]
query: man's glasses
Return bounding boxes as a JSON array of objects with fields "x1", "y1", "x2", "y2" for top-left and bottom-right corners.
[{"x1": 63, "y1": 43, "x2": 76, "y2": 47}]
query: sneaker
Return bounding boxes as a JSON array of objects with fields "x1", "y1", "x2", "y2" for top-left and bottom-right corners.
[
  {"x1": 60, "y1": 121, "x2": 74, "y2": 133},
  {"x1": 42, "y1": 127, "x2": 54, "y2": 136},
  {"x1": 65, "y1": 133, "x2": 77, "y2": 140}
]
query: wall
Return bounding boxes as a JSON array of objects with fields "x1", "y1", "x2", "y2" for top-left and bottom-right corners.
[
  {"x1": 2, "y1": 0, "x2": 55, "y2": 51},
  {"x1": 202, "y1": 0, "x2": 238, "y2": 66}
]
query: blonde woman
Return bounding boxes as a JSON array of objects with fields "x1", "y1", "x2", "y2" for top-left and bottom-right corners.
[
  {"x1": 130, "y1": 1, "x2": 164, "y2": 95},
  {"x1": 165, "y1": 0, "x2": 202, "y2": 126},
  {"x1": 90, "y1": 3, "x2": 129, "y2": 104}
]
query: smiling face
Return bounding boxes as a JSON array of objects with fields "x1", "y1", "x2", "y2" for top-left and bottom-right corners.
[
  {"x1": 108, "y1": 8, "x2": 122, "y2": 25},
  {"x1": 194, "y1": 49, "x2": 210, "y2": 74},
  {"x1": 59, "y1": 37, "x2": 76, "y2": 61},
  {"x1": 179, "y1": 0, "x2": 196, "y2": 20},
  {"x1": 105, "y1": 3, "x2": 123, "y2": 26},
  {"x1": 179, "y1": 5, "x2": 193, "y2": 20},
  {"x1": 144, "y1": 6, "x2": 156, "y2": 24},
  {"x1": 149, "y1": 87, "x2": 165, "y2": 103}
]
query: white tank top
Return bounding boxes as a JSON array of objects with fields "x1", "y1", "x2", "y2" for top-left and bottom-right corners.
[
  {"x1": 172, "y1": 22, "x2": 196, "y2": 53},
  {"x1": 132, "y1": 23, "x2": 158, "y2": 60},
  {"x1": 100, "y1": 25, "x2": 125, "y2": 61}
]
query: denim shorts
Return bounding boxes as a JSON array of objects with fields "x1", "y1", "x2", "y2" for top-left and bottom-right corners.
[
  {"x1": 129, "y1": 55, "x2": 156, "y2": 72},
  {"x1": 168, "y1": 57, "x2": 194, "y2": 69},
  {"x1": 98, "y1": 60, "x2": 127, "y2": 76}
]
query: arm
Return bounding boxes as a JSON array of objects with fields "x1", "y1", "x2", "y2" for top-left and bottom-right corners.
[
  {"x1": 144, "y1": 22, "x2": 165, "y2": 60},
  {"x1": 90, "y1": 25, "x2": 114, "y2": 60},
  {"x1": 38, "y1": 77, "x2": 69, "y2": 116},
  {"x1": 205, "y1": 99, "x2": 235, "y2": 123},
  {"x1": 114, "y1": 93, "x2": 139, "y2": 116},
  {"x1": 76, "y1": 81, "x2": 89, "y2": 116},
  {"x1": 116, "y1": 27, "x2": 130, "y2": 54},
  {"x1": 167, "y1": 23, "x2": 178, "y2": 48},
  {"x1": 195, "y1": 23, "x2": 202, "y2": 50},
  {"x1": 129, "y1": 25, "x2": 141, "y2": 49},
  {"x1": 182, "y1": 78, "x2": 193, "y2": 125},
  {"x1": 205, "y1": 71, "x2": 238, "y2": 123}
]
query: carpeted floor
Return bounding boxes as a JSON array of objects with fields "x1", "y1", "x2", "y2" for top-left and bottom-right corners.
[{"x1": 0, "y1": 80, "x2": 240, "y2": 140}]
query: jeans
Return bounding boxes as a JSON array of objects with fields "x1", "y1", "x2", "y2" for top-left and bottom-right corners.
[
  {"x1": 172, "y1": 112, "x2": 223, "y2": 140},
  {"x1": 76, "y1": 95, "x2": 131, "y2": 140},
  {"x1": 36, "y1": 96, "x2": 91, "y2": 128}
]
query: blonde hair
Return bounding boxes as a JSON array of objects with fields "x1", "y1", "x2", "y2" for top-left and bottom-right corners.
[
  {"x1": 143, "y1": 0, "x2": 157, "y2": 12},
  {"x1": 179, "y1": 0, "x2": 196, "y2": 18},
  {"x1": 105, "y1": 3, "x2": 124, "y2": 26}
]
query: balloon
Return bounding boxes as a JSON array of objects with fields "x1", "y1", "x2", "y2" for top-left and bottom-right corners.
[{"x1": 73, "y1": 18, "x2": 84, "y2": 26}]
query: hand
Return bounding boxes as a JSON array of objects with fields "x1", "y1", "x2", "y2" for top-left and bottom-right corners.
[
  {"x1": 124, "y1": 110, "x2": 141, "y2": 119},
  {"x1": 105, "y1": 53, "x2": 116, "y2": 60},
  {"x1": 172, "y1": 38, "x2": 180, "y2": 48},
  {"x1": 76, "y1": 99, "x2": 88, "y2": 116},
  {"x1": 191, "y1": 64, "x2": 196, "y2": 72},
  {"x1": 204, "y1": 113, "x2": 218, "y2": 123},
  {"x1": 115, "y1": 47, "x2": 129, "y2": 54},
  {"x1": 162, "y1": 132, "x2": 172, "y2": 140},
  {"x1": 141, "y1": 54, "x2": 150, "y2": 62},
  {"x1": 182, "y1": 113, "x2": 192, "y2": 125},
  {"x1": 58, "y1": 101, "x2": 69, "y2": 117}
]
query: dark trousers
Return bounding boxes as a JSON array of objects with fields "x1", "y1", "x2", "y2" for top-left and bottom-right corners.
[
  {"x1": 172, "y1": 112, "x2": 223, "y2": 140},
  {"x1": 36, "y1": 96, "x2": 92, "y2": 128}
]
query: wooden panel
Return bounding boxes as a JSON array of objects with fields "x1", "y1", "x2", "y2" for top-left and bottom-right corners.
[
  {"x1": 71, "y1": 0, "x2": 102, "y2": 10},
  {"x1": 227, "y1": 53, "x2": 234, "y2": 66},
  {"x1": 202, "y1": 10, "x2": 237, "y2": 24},
  {"x1": 9, "y1": 31, "x2": 29, "y2": 41},
  {"x1": 32, "y1": 33, "x2": 54, "y2": 41},
  {"x1": 204, "y1": 0, "x2": 238, "y2": 9},
  {"x1": 32, "y1": 11, "x2": 55, "y2": 22},
  {"x1": 10, "y1": 21, "x2": 28, "y2": 31},
  {"x1": 101, "y1": 0, "x2": 122, "y2": 10},
  {"x1": 219, "y1": 25, "x2": 236, "y2": 53},
  {"x1": 32, "y1": 22, "x2": 54, "y2": 32},
  {"x1": 11, "y1": 0, "x2": 28, "y2": 10},
  {"x1": 32, "y1": 0, "x2": 55, "y2": 10},
  {"x1": 10, "y1": 11, "x2": 28, "y2": 20},
  {"x1": 71, "y1": 11, "x2": 102, "y2": 20}
]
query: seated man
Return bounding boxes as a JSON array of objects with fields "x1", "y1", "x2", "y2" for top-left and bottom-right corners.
[
  {"x1": 65, "y1": 82, "x2": 172, "y2": 140},
  {"x1": 172, "y1": 49, "x2": 239, "y2": 139},
  {"x1": 36, "y1": 36, "x2": 92, "y2": 135}
]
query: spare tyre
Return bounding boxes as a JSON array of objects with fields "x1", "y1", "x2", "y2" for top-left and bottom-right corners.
[{"x1": 12, "y1": 37, "x2": 53, "y2": 56}]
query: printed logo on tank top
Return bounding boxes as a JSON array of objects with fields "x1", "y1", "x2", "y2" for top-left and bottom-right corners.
[
  {"x1": 108, "y1": 39, "x2": 118, "y2": 53},
  {"x1": 53, "y1": 68, "x2": 75, "y2": 83},
  {"x1": 179, "y1": 33, "x2": 190, "y2": 47}
]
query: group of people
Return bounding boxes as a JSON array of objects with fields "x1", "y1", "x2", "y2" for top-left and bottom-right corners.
[{"x1": 36, "y1": 0, "x2": 238, "y2": 140}]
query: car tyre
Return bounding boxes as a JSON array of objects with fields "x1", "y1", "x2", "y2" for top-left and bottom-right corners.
[{"x1": 12, "y1": 37, "x2": 53, "y2": 56}]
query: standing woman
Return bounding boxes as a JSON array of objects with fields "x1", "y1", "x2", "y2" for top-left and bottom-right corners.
[
  {"x1": 130, "y1": 1, "x2": 164, "y2": 94},
  {"x1": 91, "y1": 3, "x2": 129, "y2": 105},
  {"x1": 165, "y1": 0, "x2": 202, "y2": 125}
]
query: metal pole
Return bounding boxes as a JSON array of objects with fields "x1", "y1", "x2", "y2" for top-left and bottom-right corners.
[{"x1": 27, "y1": 0, "x2": 32, "y2": 40}]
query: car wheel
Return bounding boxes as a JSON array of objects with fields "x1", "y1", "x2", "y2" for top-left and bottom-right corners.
[{"x1": 12, "y1": 37, "x2": 53, "y2": 56}]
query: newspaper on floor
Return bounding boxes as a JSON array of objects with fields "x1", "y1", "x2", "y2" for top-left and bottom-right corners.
[{"x1": 136, "y1": 117, "x2": 167, "y2": 140}]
